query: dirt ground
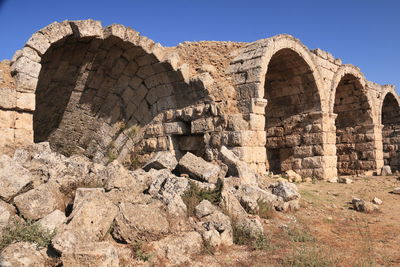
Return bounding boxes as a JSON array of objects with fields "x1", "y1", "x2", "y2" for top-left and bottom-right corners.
[{"x1": 192, "y1": 175, "x2": 400, "y2": 267}]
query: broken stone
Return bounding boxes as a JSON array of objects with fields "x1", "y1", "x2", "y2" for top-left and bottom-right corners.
[
  {"x1": 381, "y1": 165, "x2": 392, "y2": 176},
  {"x1": 352, "y1": 198, "x2": 379, "y2": 213},
  {"x1": 73, "y1": 188, "x2": 105, "y2": 208},
  {"x1": 37, "y1": 209, "x2": 66, "y2": 232},
  {"x1": 143, "y1": 151, "x2": 178, "y2": 171},
  {"x1": 177, "y1": 152, "x2": 220, "y2": 183},
  {"x1": 327, "y1": 177, "x2": 338, "y2": 183},
  {"x1": 0, "y1": 155, "x2": 32, "y2": 201},
  {"x1": 338, "y1": 177, "x2": 353, "y2": 184},
  {"x1": 285, "y1": 170, "x2": 302, "y2": 183},
  {"x1": 219, "y1": 146, "x2": 257, "y2": 184},
  {"x1": 391, "y1": 187, "x2": 400, "y2": 194},
  {"x1": 0, "y1": 242, "x2": 49, "y2": 267},
  {"x1": 149, "y1": 231, "x2": 203, "y2": 265},
  {"x1": 0, "y1": 200, "x2": 17, "y2": 232},
  {"x1": 372, "y1": 197, "x2": 383, "y2": 205},
  {"x1": 195, "y1": 199, "x2": 217, "y2": 218},
  {"x1": 61, "y1": 242, "x2": 119, "y2": 267},
  {"x1": 14, "y1": 182, "x2": 66, "y2": 220},
  {"x1": 270, "y1": 181, "x2": 300, "y2": 202},
  {"x1": 113, "y1": 200, "x2": 169, "y2": 243}
]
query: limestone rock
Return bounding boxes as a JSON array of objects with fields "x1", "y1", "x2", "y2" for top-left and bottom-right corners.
[
  {"x1": 200, "y1": 210, "x2": 233, "y2": 246},
  {"x1": 352, "y1": 198, "x2": 379, "y2": 213},
  {"x1": 143, "y1": 151, "x2": 178, "y2": 171},
  {"x1": 391, "y1": 187, "x2": 400, "y2": 194},
  {"x1": 148, "y1": 169, "x2": 189, "y2": 201},
  {"x1": 338, "y1": 177, "x2": 353, "y2": 184},
  {"x1": 14, "y1": 182, "x2": 66, "y2": 220},
  {"x1": 219, "y1": 146, "x2": 257, "y2": 184},
  {"x1": 235, "y1": 217, "x2": 264, "y2": 238},
  {"x1": 372, "y1": 197, "x2": 383, "y2": 205},
  {"x1": 327, "y1": 177, "x2": 338, "y2": 183},
  {"x1": 0, "y1": 200, "x2": 17, "y2": 231},
  {"x1": 177, "y1": 152, "x2": 220, "y2": 183},
  {"x1": 270, "y1": 181, "x2": 300, "y2": 202},
  {"x1": 53, "y1": 192, "x2": 118, "y2": 253},
  {"x1": 381, "y1": 165, "x2": 392, "y2": 176},
  {"x1": 113, "y1": 200, "x2": 169, "y2": 243},
  {"x1": 150, "y1": 231, "x2": 203, "y2": 265},
  {"x1": 73, "y1": 188, "x2": 105, "y2": 208},
  {"x1": 195, "y1": 200, "x2": 217, "y2": 218},
  {"x1": 0, "y1": 155, "x2": 32, "y2": 201},
  {"x1": 61, "y1": 242, "x2": 119, "y2": 267},
  {"x1": 0, "y1": 242, "x2": 49, "y2": 267},
  {"x1": 37, "y1": 209, "x2": 66, "y2": 232},
  {"x1": 285, "y1": 170, "x2": 302, "y2": 183}
]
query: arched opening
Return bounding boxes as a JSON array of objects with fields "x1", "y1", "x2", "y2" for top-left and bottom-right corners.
[
  {"x1": 33, "y1": 33, "x2": 192, "y2": 163},
  {"x1": 381, "y1": 93, "x2": 400, "y2": 172},
  {"x1": 264, "y1": 48, "x2": 322, "y2": 176},
  {"x1": 333, "y1": 74, "x2": 373, "y2": 175}
]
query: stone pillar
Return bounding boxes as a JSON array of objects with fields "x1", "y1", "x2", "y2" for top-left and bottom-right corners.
[
  {"x1": 371, "y1": 124, "x2": 384, "y2": 173},
  {"x1": 320, "y1": 112, "x2": 338, "y2": 179}
]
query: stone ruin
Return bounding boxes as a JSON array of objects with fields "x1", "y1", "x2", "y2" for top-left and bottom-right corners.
[{"x1": 1, "y1": 19, "x2": 399, "y2": 179}]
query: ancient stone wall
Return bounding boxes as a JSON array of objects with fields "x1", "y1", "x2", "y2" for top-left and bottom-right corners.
[{"x1": 1, "y1": 19, "x2": 399, "y2": 178}]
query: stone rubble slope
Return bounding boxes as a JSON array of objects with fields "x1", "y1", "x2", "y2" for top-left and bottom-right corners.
[{"x1": 0, "y1": 142, "x2": 301, "y2": 266}]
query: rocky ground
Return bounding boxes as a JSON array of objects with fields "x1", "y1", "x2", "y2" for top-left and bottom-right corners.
[{"x1": 0, "y1": 142, "x2": 399, "y2": 266}]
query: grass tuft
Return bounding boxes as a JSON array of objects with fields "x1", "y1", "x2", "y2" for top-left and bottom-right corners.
[{"x1": 0, "y1": 219, "x2": 55, "y2": 251}]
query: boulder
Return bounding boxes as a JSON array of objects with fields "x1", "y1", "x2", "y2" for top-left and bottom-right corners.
[
  {"x1": 148, "y1": 169, "x2": 189, "y2": 201},
  {"x1": 143, "y1": 151, "x2": 178, "y2": 171},
  {"x1": 338, "y1": 177, "x2": 353, "y2": 184},
  {"x1": 237, "y1": 184, "x2": 281, "y2": 213},
  {"x1": 219, "y1": 146, "x2": 257, "y2": 184},
  {"x1": 61, "y1": 242, "x2": 119, "y2": 267},
  {"x1": 372, "y1": 197, "x2": 383, "y2": 205},
  {"x1": 177, "y1": 152, "x2": 220, "y2": 183},
  {"x1": 270, "y1": 181, "x2": 300, "y2": 202},
  {"x1": 52, "y1": 192, "x2": 118, "y2": 253},
  {"x1": 195, "y1": 200, "x2": 217, "y2": 218},
  {"x1": 149, "y1": 231, "x2": 203, "y2": 265},
  {"x1": 352, "y1": 198, "x2": 379, "y2": 213},
  {"x1": 113, "y1": 200, "x2": 169, "y2": 243},
  {"x1": 381, "y1": 165, "x2": 392, "y2": 176},
  {"x1": 37, "y1": 209, "x2": 66, "y2": 232},
  {"x1": 73, "y1": 188, "x2": 105, "y2": 207},
  {"x1": 14, "y1": 182, "x2": 66, "y2": 220},
  {"x1": 235, "y1": 217, "x2": 264, "y2": 238},
  {"x1": 0, "y1": 155, "x2": 32, "y2": 201},
  {"x1": 0, "y1": 242, "x2": 50, "y2": 267},
  {"x1": 0, "y1": 200, "x2": 17, "y2": 231},
  {"x1": 200, "y1": 210, "x2": 233, "y2": 246},
  {"x1": 285, "y1": 170, "x2": 302, "y2": 183}
]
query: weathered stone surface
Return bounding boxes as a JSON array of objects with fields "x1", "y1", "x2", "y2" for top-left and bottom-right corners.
[
  {"x1": 381, "y1": 165, "x2": 392, "y2": 176},
  {"x1": 0, "y1": 200, "x2": 17, "y2": 231},
  {"x1": 285, "y1": 170, "x2": 302, "y2": 183},
  {"x1": 61, "y1": 242, "x2": 119, "y2": 267},
  {"x1": 195, "y1": 199, "x2": 217, "y2": 218},
  {"x1": 270, "y1": 181, "x2": 300, "y2": 202},
  {"x1": 177, "y1": 152, "x2": 220, "y2": 183},
  {"x1": 372, "y1": 197, "x2": 383, "y2": 205},
  {"x1": 0, "y1": 155, "x2": 32, "y2": 201},
  {"x1": 14, "y1": 182, "x2": 66, "y2": 220},
  {"x1": 113, "y1": 200, "x2": 169, "y2": 242},
  {"x1": 37, "y1": 209, "x2": 66, "y2": 232},
  {"x1": 0, "y1": 242, "x2": 49, "y2": 267},
  {"x1": 219, "y1": 146, "x2": 257, "y2": 184},
  {"x1": 150, "y1": 231, "x2": 203, "y2": 265},
  {"x1": 352, "y1": 198, "x2": 379, "y2": 213},
  {"x1": 53, "y1": 192, "x2": 118, "y2": 253},
  {"x1": 143, "y1": 151, "x2": 178, "y2": 171}
]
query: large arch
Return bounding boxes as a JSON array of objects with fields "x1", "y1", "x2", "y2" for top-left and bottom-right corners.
[
  {"x1": 264, "y1": 48, "x2": 322, "y2": 175},
  {"x1": 10, "y1": 20, "x2": 198, "y2": 164},
  {"x1": 381, "y1": 92, "x2": 400, "y2": 172},
  {"x1": 332, "y1": 71, "x2": 375, "y2": 175}
]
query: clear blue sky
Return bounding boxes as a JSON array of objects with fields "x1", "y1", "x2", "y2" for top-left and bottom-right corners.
[{"x1": 0, "y1": 0, "x2": 399, "y2": 90}]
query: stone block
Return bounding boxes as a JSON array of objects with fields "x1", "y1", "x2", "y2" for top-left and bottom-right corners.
[
  {"x1": 164, "y1": 122, "x2": 189, "y2": 135},
  {"x1": 70, "y1": 19, "x2": 103, "y2": 38},
  {"x1": 11, "y1": 56, "x2": 41, "y2": 78},
  {"x1": 177, "y1": 152, "x2": 220, "y2": 183},
  {"x1": 0, "y1": 110, "x2": 16, "y2": 129},
  {"x1": 26, "y1": 32, "x2": 51, "y2": 55},
  {"x1": 0, "y1": 88, "x2": 16, "y2": 109},
  {"x1": 191, "y1": 118, "x2": 214, "y2": 133},
  {"x1": 16, "y1": 92, "x2": 35, "y2": 111},
  {"x1": 143, "y1": 151, "x2": 178, "y2": 171},
  {"x1": 61, "y1": 242, "x2": 119, "y2": 267}
]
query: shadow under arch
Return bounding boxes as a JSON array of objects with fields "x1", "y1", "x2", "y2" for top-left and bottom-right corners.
[{"x1": 333, "y1": 73, "x2": 374, "y2": 175}]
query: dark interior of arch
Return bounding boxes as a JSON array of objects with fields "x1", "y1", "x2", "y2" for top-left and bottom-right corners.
[
  {"x1": 333, "y1": 74, "x2": 374, "y2": 175},
  {"x1": 264, "y1": 48, "x2": 322, "y2": 175},
  {"x1": 381, "y1": 93, "x2": 400, "y2": 172},
  {"x1": 33, "y1": 35, "x2": 198, "y2": 163}
]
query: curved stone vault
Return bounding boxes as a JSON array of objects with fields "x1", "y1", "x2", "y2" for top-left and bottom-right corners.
[{"x1": 0, "y1": 19, "x2": 398, "y2": 178}]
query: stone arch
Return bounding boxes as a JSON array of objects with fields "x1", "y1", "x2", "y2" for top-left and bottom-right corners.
[
  {"x1": 263, "y1": 47, "x2": 323, "y2": 175},
  {"x1": 228, "y1": 35, "x2": 327, "y2": 177},
  {"x1": 11, "y1": 20, "x2": 198, "y2": 163},
  {"x1": 381, "y1": 91, "x2": 400, "y2": 172},
  {"x1": 332, "y1": 68, "x2": 375, "y2": 175}
]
